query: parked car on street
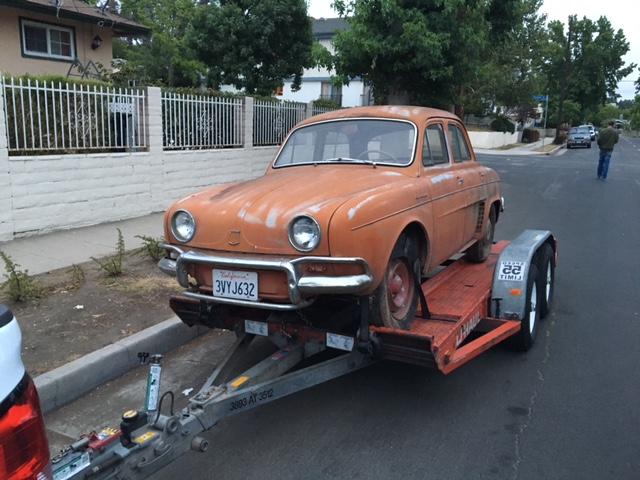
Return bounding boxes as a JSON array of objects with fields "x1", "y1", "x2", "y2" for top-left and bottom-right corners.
[
  {"x1": 567, "y1": 127, "x2": 592, "y2": 149},
  {"x1": 0, "y1": 305, "x2": 52, "y2": 480},
  {"x1": 580, "y1": 124, "x2": 596, "y2": 141},
  {"x1": 160, "y1": 106, "x2": 502, "y2": 329}
]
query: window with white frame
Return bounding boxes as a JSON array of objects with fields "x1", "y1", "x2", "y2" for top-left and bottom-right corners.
[{"x1": 20, "y1": 19, "x2": 75, "y2": 60}]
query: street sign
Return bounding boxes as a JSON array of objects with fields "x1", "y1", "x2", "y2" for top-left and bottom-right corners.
[{"x1": 533, "y1": 95, "x2": 548, "y2": 101}]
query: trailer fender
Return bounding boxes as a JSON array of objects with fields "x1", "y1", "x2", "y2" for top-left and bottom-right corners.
[{"x1": 490, "y1": 230, "x2": 556, "y2": 321}]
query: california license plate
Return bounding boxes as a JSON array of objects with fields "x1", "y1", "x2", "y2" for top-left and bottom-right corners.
[{"x1": 212, "y1": 269, "x2": 258, "y2": 301}]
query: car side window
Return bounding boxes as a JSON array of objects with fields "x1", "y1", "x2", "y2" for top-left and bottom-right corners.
[
  {"x1": 422, "y1": 124, "x2": 449, "y2": 166},
  {"x1": 448, "y1": 124, "x2": 472, "y2": 162}
]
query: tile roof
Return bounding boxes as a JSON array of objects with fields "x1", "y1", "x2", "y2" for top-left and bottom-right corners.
[{"x1": 1, "y1": 0, "x2": 150, "y2": 36}]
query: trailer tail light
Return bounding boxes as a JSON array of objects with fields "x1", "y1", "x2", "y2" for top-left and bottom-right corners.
[{"x1": 0, "y1": 376, "x2": 52, "y2": 480}]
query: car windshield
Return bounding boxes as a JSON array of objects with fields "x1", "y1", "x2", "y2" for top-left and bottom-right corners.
[
  {"x1": 570, "y1": 128, "x2": 589, "y2": 135},
  {"x1": 274, "y1": 119, "x2": 416, "y2": 167}
]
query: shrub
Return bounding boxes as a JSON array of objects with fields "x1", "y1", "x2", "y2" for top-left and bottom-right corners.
[
  {"x1": 313, "y1": 98, "x2": 341, "y2": 110},
  {"x1": 0, "y1": 251, "x2": 41, "y2": 302},
  {"x1": 522, "y1": 128, "x2": 540, "y2": 143},
  {"x1": 92, "y1": 228, "x2": 125, "y2": 277},
  {"x1": 135, "y1": 235, "x2": 165, "y2": 262},
  {"x1": 490, "y1": 116, "x2": 516, "y2": 134}
]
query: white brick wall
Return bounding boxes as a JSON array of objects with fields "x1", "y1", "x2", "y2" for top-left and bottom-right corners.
[
  {"x1": 4, "y1": 146, "x2": 278, "y2": 238},
  {"x1": 0, "y1": 89, "x2": 13, "y2": 242}
]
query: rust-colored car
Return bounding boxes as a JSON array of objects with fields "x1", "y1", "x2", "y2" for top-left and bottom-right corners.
[{"x1": 161, "y1": 106, "x2": 502, "y2": 329}]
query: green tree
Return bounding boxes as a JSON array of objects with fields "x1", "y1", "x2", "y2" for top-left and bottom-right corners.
[
  {"x1": 629, "y1": 96, "x2": 640, "y2": 130},
  {"x1": 331, "y1": 0, "x2": 539, "y2": 116},
  {"x1": 542, "y1": 15, "x2": 635, "y2": 138},
  {"x1": 592, "y1": 104, "x2": 620, "y2": 127},
  {"x1": 115, "y1": 0, "x2": 204, "y2": 87},
  {"x1": 189, "y1": 0, "x2": 313, "y2": 95}
]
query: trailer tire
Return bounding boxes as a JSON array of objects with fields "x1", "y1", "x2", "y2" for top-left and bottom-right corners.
[
  {"x1": 465, "y1": 206, "x2": 496, "y2": 263},
  {"x1": 536, "y1": 243, "x2": 555, "y2": 319},
  {"x1": 509, "y1": 263, "x2": 540, "y2": 351},
  {"x1": 372, "y1": 235, "x2": 420, "y2": 329}
]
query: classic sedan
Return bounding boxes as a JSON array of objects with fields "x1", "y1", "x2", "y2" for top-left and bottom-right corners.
[{"x1": 161, "y1": 106, "x2": 502, "y2": 329}]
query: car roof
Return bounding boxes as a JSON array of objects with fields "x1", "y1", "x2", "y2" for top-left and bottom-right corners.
[{"x1": 297, "y1": 105, "x2": 459, "y2": 127}]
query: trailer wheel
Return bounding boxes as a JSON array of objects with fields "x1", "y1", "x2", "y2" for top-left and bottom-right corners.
[
  {"x1": 509, "y1": 263, "x2": 540, "y2": 351},
  {"x1": 465, "y1": 206, "x2": 496, "y2": 263},
  {"x1": 372, "y1": 235, "x2": 420, "y2": 329},
  {"x1": 536, "y1": 243, "x2": 555, "y2": 319}
]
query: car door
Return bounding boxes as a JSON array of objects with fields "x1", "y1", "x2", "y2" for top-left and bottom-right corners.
[
  {"x1": 420, "y1": 121, "x2": 467, "y2": 265},
  {"x1": 445, "y1": 121, "x2": 485, "y2": 245}
]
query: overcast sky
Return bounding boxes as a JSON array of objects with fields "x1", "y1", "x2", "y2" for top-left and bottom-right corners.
[{"x1": 307, "y1": 0, "x2": 640, "y2": 99}]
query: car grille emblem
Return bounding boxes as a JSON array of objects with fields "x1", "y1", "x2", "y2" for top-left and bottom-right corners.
[{"x1": 227, "y1": 230, "x2": 241, "y2": 246}]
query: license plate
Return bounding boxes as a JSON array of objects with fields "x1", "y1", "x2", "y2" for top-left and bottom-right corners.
[
  {"x1": 212, "y1": 269, "x2": 258, "y2": 301},
  {"x1": 245, "y1": 320, "x2": 269, "y2": 336},
  {"x1": 326, "y1": 332, "x2": 355, "y2": 352}
]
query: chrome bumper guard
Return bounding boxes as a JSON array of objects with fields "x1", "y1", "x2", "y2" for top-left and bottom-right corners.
[{"x1": 159, "y1": 244, "x2": 373, "y2": 311}]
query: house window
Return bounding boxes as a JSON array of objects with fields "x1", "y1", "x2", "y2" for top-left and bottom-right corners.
[
  {"x1": 20, "y1": 19, "x2": 75, "y2": 61},
  {"x1": 320, "y1": 81, "x2": 342, "y2": 105}
]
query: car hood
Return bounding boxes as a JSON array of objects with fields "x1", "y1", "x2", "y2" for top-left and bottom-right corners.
[{"x1": 168, "y1": 165, "x2": 412, "y2": 254}]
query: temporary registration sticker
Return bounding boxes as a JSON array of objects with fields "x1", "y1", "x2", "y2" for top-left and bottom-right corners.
[
  {"x1": 498, "y1": 260, "x2": 526, "y2": 281},
  {"x1": 326, "y1": 332, "x2": 355, "y2": 352}
]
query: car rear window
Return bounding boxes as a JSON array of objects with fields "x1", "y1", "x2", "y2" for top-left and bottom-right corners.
[
  {"x1": 274, "y1": 119, "x2": 416, "y2": 167},
  {"x1": 570, "y1": 128, "x2": 590, "y2": 134}
]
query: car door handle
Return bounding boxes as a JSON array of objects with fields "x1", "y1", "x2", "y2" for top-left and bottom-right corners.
[
  {"x1": 457, "y1": 176, "x2": 464, "y2": 185},
  {"x1": 479, "y1": 172, "x2": 485, "y2": 177}
]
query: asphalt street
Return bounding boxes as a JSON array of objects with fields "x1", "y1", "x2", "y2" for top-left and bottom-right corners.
[{"x1": 47, "y1": 137, "x2": 640, "y2": 480}]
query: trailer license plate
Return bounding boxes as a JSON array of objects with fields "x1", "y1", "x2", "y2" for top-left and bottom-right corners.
[
  {"x1": 245, "y1": 320, "x2": 268, "y2": 336},
  {"x1": 213, "y1": 269, "x2": 258, "y2": 301},
  {"x1": 326, "y1": 332, "x2": 354, "y2": 352}
]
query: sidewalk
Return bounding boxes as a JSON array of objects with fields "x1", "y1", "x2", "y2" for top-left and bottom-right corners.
[
  {"x1": 475, "y1": 138, "x2": 563, "y2": 156},
  {"x1": 0, "y1": 213, "x2": 164, "y2": 275}
]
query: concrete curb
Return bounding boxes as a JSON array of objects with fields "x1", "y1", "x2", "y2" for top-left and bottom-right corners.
[
  {"x1": 35, "y1": 316, "x2": 207, "y2": 413},
  {"x1": 544, "y1": 144, "x2": 565, "y2": 155}
]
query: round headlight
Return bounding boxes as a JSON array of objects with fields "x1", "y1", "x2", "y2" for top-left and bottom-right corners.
[
  {"x1": 289, "y1": 216, "x2": 321, "y2": 252},
  {"x1": 171, "y1": 210, "x2": 196, "y2": 243}
]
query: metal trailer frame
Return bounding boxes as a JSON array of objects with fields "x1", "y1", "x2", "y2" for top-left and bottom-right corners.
[{"x1": 51, "y1": 230, "x2": 556, "y2": 480}]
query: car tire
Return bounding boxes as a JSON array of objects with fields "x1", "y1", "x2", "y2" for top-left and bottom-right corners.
[
  {"x1": 508, "y1": 264, "x2": 540, "y2": 351},
  {"x1": 536, "y1": 244, "x2": 555, "y2": 319},
  {"x1": 566, "y1": 145, "x2": 571, "y2": 149},
  {"x1": 465, "y1": 206, "x2": 496, "y2": 263},
  {"x1": 588, "y1": 144, "x2": 591, "y2": 149},
  {"x1": 371, "y1": 235, "x2": 420, "y2": 329}
]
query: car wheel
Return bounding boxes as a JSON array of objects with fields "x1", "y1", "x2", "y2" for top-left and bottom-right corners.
[
  {"x1": 587, "y1": 144, "x2": 591, "y2": 148},
  {"x1": 465, "y1": 206, "x2": 496, "y2": 263},
  {"x1": 536, "y1": 244, "x2": 555, "y2": 319},
  {"x1": 566, "y1": 145, "x2": 571, "y2": 149},
  {"x1": 508, "y1": 264, "x2": 540, "y2": 351},
  {"x1": 372, "y1": 235, "x2": 420, "y2": 329}
]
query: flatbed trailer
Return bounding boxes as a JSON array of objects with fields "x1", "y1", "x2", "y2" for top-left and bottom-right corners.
[{"x1": 51, "y1": 230, "x2": 556, "y2": 480}]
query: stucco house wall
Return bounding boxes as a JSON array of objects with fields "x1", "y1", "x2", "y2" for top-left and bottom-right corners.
[{"x1": 0, "y1": 5, "x2": 115, "y2": 77}]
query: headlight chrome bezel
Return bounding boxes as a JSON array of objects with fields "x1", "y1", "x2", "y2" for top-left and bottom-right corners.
[
  {"x1": 171, "y1": 209, "x2": 196, "y2": 243},
  {"x1": 288, "y1": 215, "x2": 321, "y2": 253}
]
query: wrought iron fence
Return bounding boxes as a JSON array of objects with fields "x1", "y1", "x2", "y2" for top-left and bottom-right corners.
[
  {"x1": 312, "y1": 104, "x2": 340, "y2": 116},
  {"x1": 162, "y1": 92, "x2": 244, "y2": 150},
  {"x1": 1, "y1": 76, "x2": 147, "y2": 155},
  {"x1": 253, "y1": 99, "x2": 306, "y2": 146}
]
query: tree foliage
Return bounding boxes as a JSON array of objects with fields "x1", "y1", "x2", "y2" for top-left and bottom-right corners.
[
  {"x1": 189, "y1": 0, "x2": 313, "y2": 95},
  {"x1": 542, "y1": 15, "x2": 635, "y2": 134},
  {"x1": 115, "y1": 0, "x2": 205, "y2": 87},
  {"x1": 331, "y1": 0, "x2": 546, "y2": 116}
]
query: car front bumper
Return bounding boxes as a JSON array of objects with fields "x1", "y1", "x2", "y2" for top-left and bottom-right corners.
[{"x1": 159, "y1": 244, "x2": 374, "y2": 311}]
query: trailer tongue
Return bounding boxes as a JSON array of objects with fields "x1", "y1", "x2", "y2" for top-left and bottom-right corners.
[{"x1": 52, "y1": 230, "x2": 556, "y2": 480}]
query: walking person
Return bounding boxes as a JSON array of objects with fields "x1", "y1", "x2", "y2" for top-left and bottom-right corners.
[{"x1": 596, "y1": 121, "x2": 619, "y2": 180}]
